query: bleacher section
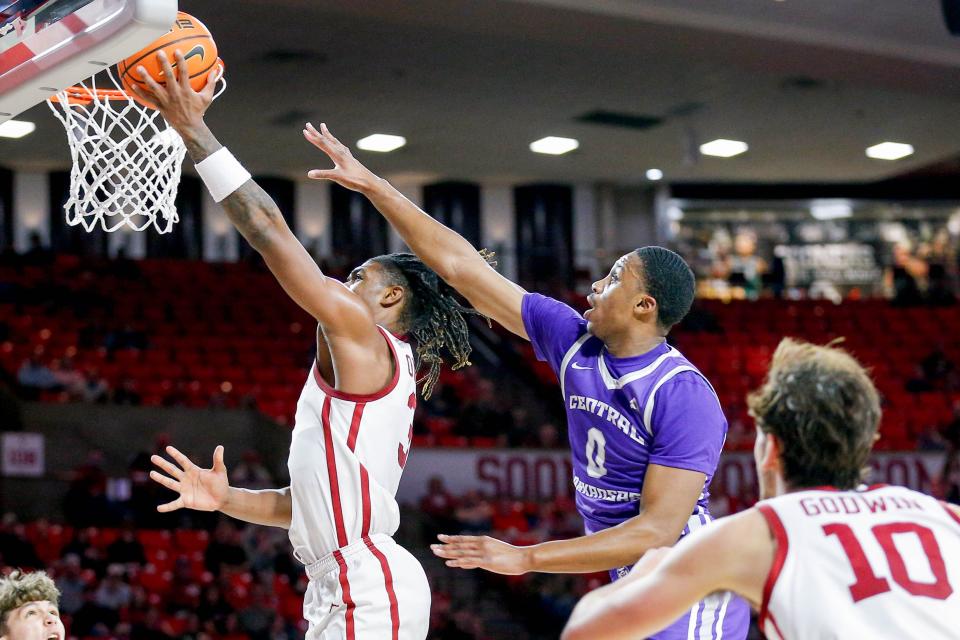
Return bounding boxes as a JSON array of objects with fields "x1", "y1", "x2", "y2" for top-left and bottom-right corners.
[{"x1": 3, "y1": 256, "x2": 958, "y2": 450}]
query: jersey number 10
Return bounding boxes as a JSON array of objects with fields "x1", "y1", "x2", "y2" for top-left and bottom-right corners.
[{"x1": 823, "y1": 522, "x2": 953, "y2": 602}]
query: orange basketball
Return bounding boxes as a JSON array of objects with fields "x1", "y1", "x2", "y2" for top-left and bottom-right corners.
[{"x1": 118, "y1": 11, "x2": 221, "y2": 107}]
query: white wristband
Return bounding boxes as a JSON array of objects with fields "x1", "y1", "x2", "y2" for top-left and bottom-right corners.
[{"x1": 195, "y1": 147, "x2": 252, "y2": 202}]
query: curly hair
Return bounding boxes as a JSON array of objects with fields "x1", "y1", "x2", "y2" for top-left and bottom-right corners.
[
  {"x1": 634, "y1": 246, "x2": 695, "y2": 331},
  {"x1": 747, "y1": 338, "x2": 881, "y2": 490},
  {"x1": 0, "y1": 570, "x2": 60, "y2": 634},
  {"x1": 372, "y1": 252, "x2": 489, "y2": 399}
]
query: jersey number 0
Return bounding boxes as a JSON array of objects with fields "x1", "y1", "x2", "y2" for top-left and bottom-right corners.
[{"x1": 586, "y1": 427, "x2": 607, "y2": 478}]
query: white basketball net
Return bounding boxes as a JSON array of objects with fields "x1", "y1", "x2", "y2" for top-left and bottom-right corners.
[{"x1": 46, "y1": 67, "x2": 224, "y2": 234}]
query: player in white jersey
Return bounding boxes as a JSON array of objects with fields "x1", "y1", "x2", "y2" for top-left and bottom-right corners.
[
  {"x1": 562, "y1": 337, "x2": 960, "y2": 640},
  {"x1": 138, "y1": 51, "x2": 482, "y2": 640}
]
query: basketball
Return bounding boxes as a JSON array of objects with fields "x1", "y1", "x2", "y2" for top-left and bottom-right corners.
[{"x1": 118, "y1": 11, "x2": 220, "y2": 106}]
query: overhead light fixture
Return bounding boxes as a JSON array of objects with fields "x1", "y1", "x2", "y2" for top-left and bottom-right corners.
[
  {"x1": 810, "y1": 200, "x2": 853, "y2": 220},
  {"x1": 530, "y1": 136, "x2": 579, "y2": 155},
  {"x1": 356, "y1": 134, "x2": 406, "y2": 153},
  {"x1": 865, "y1": 142, "x2": 913, "y2": 161},
  {"x1": 646, "y1": 168, "x2": 664, "y2": 181},
  {"x1": 0, "y1": 119, "x2": 35, "y2": 139},
  {"x1": 700, "y1": 139, "x2": 749, "y2": 158}
]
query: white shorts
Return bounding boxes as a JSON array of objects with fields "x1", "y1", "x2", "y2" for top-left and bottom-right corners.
[{"x1": 303, "y1": 533, "x2": 431, "y2": 640}]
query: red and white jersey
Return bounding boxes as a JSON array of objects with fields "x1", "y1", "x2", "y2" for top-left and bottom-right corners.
[
  {"x1": 288, "y1": 327, "x2": 418, "y2": 565},
  {"x1": 756, "y1": 485, "x2": 960, "y2": 640}
]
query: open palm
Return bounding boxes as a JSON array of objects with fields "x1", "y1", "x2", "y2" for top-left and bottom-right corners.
[
  {"x1": 150, "y1": 445, "x2": 229, "y2": 513},
  {"x1": 302, "y1": 122, "x2": 377, "y2": 192}
]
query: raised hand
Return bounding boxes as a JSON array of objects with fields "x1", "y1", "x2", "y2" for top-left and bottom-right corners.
[
  {"x1": 150, "y1": 445, "x2": 229, "y2": 513},
  {"x1": 431, "y1": 534, "x2": 532, "y2": 575},
  {"x1": 131, "y1": 50, "x2": 219, "y2": 133},
  {"x1": 303, "y1": 122, "x2": 378, "y2": 192}
]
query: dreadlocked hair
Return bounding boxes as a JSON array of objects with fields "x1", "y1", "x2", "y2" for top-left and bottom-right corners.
[{"x1": 372, "y1": 252, "x2": 492, "y2": 399}]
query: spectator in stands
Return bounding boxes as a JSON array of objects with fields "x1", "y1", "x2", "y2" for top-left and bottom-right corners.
[
  {"x1": 0, "y1": 374, "x2": 23, "y2": 431},
  {"x1": 535, "y1": 422, "x2": 562, "y2": 449},
  {"x1": 104, "y1": 323, "x2": 148, "y2": 352},
  {"x1": 63, "y1": 450, "x2": 112, "y2": 527},
  {"x1": 905, "y1": 364, "x2": 935, "y2": 393},
  {"x1": 419, "y1": 476, "x2": 459, "y2": 539},
  {"x1": 268, "y1": 614, "x2": 298, "y2": 640},
  {"x1": 921, "y1": 346, "x2": 959, "y2": 391},
  {"x1": 111, "y1": 377, "x2": 142, "y2": 405},
  {"x1": 130, "y1": 605, "x2": 177, "y2": 640},
  {"x1": 21, "y1": 232, "x2": 54, "y2": 266},
  {"x1": 455, "y1": 379, "x2": 510, "y2": 439},
  {"x1": 453, "y1": 490, "x2": 494, "y2": 533},
  {"x1": 197, "y1": 584, "x2": 232, "y2": 629},
  {"x1": 220, "y1": 612, "x2": 252, "y2": 640},
  {"x1": 491, "y1": 499, "x2": 531, "y2": 540},
  {"x1": 93, "y1": 564, "x2": 132, "y2": 611},
  {"x1": 53, "y1": 554, "x2": 86, "y2": 616},
  {"x1": 886, "y1": 242, "x2": 925, "y2": 307},
  {"x1": 229, "y1": 450, "x2": 274, "y2": 491},
  {"x1": 727, "y1": 230, "x2": 766, "y2": 300},
  {"x1": 60, "y1": 528, "x2": 107, "y2": 578},
  {"x1": 70, "y1": 585, "x2": 117, "y2": 637},
  {"x1": 238, "y1": 583, "x2": 275, "y2": 638},
  {"x1": 205, "y1": 521, "x2": 249, "y2": 576},
  {"x1": 16, "y1": 351, "x2": 59, "y2": 400},
  {"x1": 50, "y1": 357, "x2": 85, "y2": 399},
  {"x1": 926, "y1": 229, "x2": 956, "y2": 306},
  {"x1": 0, "y1": 570, "x2": 65, "y2": 640},
  {"x1": 106, "y1": 523, "x2": 146, "y2": 565},
  {"x1": 0, "y1": 514, "x2": 40, "y2": 569},
  {"x1": 535, "y1": 496, "x2": 584, "y2": 541}
]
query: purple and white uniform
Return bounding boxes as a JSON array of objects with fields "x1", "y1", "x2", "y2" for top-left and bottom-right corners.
[{"x1": 523, "y1": 293, "x2": 749, "y2": 640}]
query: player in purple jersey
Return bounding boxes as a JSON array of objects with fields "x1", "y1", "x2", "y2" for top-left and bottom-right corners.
[{"x1": 303, "y1": 123, "x2": 750, "y2": 639}]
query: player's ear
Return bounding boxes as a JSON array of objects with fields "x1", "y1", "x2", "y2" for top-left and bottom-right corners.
[
  {"x1": 634, "y1": 293, "x2": 657, "y2": 318},
  {"x1": 759, "y1": 432, "x2": 783, "y2": 472},
  {"x1": 380, "y1": 284, "x2": 405, "y2": 309}
]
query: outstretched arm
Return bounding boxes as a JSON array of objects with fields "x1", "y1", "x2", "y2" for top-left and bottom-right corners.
[
  {"x1": 562, "y1": 508, "x2": 772, "y2": 640},
  {"x1": 303, "y1": 123, "x2": 529, "y2": 338},
  {"x1": 132, "y1": 54, "x2": 381, "y2": 353},
  {"x1": 432, "y1": 464, "x2": 706, "y2": 574},
  {"x1": 150, "y1": 445, "x2": 292, "y2": 529}
]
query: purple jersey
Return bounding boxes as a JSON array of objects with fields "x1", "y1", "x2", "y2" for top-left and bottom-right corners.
[{"x1": 522, "y1": 293, "x2": 750, "y2": 639}]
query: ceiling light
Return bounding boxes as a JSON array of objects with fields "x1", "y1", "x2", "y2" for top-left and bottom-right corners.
[
  {"x1": 0, "y1": 119, "x2": 35, "y2": 139},
  {"x1": 646, "y1": 168, "x2": 664, "y2": 181},
  {"x1": 810, "y1": 200, "x2": 853, "y2": 220},
  {"x1": 700, "y1": 139, "x2": 748, "y2": 158},
  {"x1": 356, "y1": 134, "x2": 406, "y2": 153},
  {"x1": 530, "y1": 136, "x2": 579, "y2": 155},
  {"x1": 865, "y1": 142, "x2": 913, "y2": 161}
]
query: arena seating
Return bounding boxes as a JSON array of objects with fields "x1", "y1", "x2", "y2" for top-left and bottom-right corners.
[
  {"x1": 3, "y1": 255, "x2": 958, "y2": 450},
  {"x1": 509, "y1": 299, "x2": 960, "y2": 451}
]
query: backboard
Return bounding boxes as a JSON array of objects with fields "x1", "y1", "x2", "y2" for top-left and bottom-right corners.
[{"x1": 0, "y1": 0, "x2": 176, "y2": 123}]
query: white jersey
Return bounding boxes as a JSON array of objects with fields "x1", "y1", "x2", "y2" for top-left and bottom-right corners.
[
  {"x1": 756, "y1": 485, "x2": 960, "y2": 640},
  {"x1": 288, "y1": 326, "x2": 418, "y2": 564}
]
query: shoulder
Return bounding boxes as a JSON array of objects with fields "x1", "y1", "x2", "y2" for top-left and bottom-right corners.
[
  {"x1": 646, "y1": 366, "x2": 722, "y2": 417},
  {"x1": 941, "y1": 500, "x2": 960, "y2": 522},
  {"x1": 658, "y1": 366, "x2": 713, "y2": 391}
]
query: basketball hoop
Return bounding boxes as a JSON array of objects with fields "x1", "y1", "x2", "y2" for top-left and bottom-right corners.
[{"x1": 46, "y1": 64, "x2": 225, "y2": 234}]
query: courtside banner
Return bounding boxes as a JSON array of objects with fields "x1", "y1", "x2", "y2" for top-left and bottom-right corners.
[{"x1": 398, "y1": 449, "x2": 947, "y2": 505}]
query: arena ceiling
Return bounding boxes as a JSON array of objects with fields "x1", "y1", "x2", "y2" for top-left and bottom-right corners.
[{"x1": 4, "y1": 0, "x2": 960, "y2": 186}]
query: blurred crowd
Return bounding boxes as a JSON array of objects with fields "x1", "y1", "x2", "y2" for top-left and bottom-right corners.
[{"x1": 674, "y1": 222, "x2": 960, "y2": 305}]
